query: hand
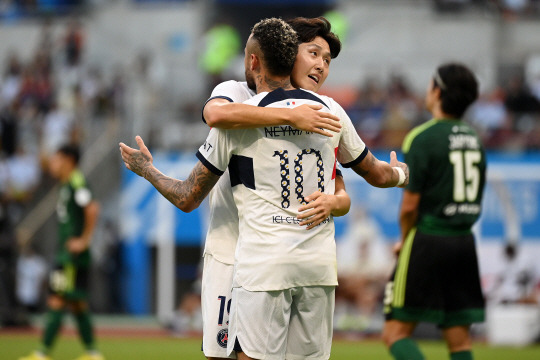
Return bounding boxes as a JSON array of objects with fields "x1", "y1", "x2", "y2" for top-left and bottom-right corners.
[
  {"x1": 288, "y1": 104, "x2": 341, "y2": 137},
  {"x1": 297, "y1": 191, "x2": 336, "y2": 230},
  {"x1": 66, "y1": 237, "x2": 88, "y2": 254},
  {"x1": 119, "y1": 136, "x2": 154, "y2": 178},
  {"x1": 392, "y1": 241, "x2": 403, "y2": 257},
  {"x1": 389, "y1": 151, "x2": 409, "y2": 188}
]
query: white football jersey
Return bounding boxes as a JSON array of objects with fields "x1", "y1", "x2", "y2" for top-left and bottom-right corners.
[
  {"x1": 197, "y1": 88, "x2": 368, "y2": 291},
  {"x1": 203, "y1": 81, "x2": 255, "y2": 265}
]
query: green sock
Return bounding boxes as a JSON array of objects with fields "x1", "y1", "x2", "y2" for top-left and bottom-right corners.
[
  {"x1": 450, "y1": 350, "x2": 473, "y2": 360},
  {"x1": 42, "y1": 309, "x2": 65, "y2": 354},
  {"x1": 390, "y1": 338, "x2": 425, "y2": 360},
  {"x1": 74, "y1": 310, "x2": 96, "y2": 350}
]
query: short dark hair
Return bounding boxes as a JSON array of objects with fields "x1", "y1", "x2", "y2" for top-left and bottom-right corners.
[
  {"x1": 433, "y1": 63, "x2": 479, "y2": 119},
  {"x1": 251, "y1": 18, "x2": 298, "y2": 77},
  {"x1": 57, "y1": 144, "x2": 80, "y2": 165},
  {"x1": 287, "y1": 17, "x2": 341, "y2": 59}
]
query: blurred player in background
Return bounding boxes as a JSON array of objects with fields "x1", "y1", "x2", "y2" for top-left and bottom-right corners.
[
  {"x1": 200, "y1": 16, "x2": 349, "y2": 360},
  {"x1": 120, "y1": 17, "x2": 408, "y2": 360},
  {"x1": 382, "y1": 63, "x2": 486, "y2": 360},
  {"x1": 20, "y1": 144, "x2": 103, "y2": 360}
]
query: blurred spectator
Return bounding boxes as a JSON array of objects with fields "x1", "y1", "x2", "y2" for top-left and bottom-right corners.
[
  {"x1": 525, "y1": 118, "x2": 540, "y2": 149},
  {"x1": 5, "y1": 146, "x2": 41, "y2": 203},
  {"x1": 16, "y1": 244, "x2": 47, "y2": 313},
  {"x1": 16, "y1": 67, "x2": 38, "y2": 109},
  {"x1": 486, "y1": 243, "x2": 539, "y2": 305},
  {"x1": 40, "y1": 100, "x2": 75, "y2": 163},
  {"x1": 382, "y1": 74, "x2": 421, "y2": 149},
  {"x1": 0, "y1": 102, "x2": 19, "y2": 156},
  {"x1": 0, "y1": 193, "x2": 27, "y2": 326},
  {"x1": 59, "y1": 17, "x2": 86, "y2": 90},
  {"x1": 504, "y1": 75, "x2": 540, "y2": 114},
  {"x1": 469, "y1": 87, "x2": 512, "y2": 147},
  {"x1": 348, "y1": 79, "x2": 387, "y2": 148},
  {"x1": 4, "y1": 145, "x2": 41, "y2": 223},
  {"x1": 170, "y1": 292, "x2": 203, "y2": 336},
  {"x1": 199, "y1": 21, "x2": 241, "y2": 91},
  {"x1": 335, "y1": 207, "x2": 394, "y2": 332},
  {"x1": 1, "y1": 51, "x2": 23, "y2": 107},
  {"x1": 64, "y1": 17, "x2": 84, "y2": 68}
]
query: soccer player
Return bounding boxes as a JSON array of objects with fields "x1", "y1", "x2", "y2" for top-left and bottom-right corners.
[
  {"x1": 381, "y1": 63, "x2": 486, "y2": 360},
  {"x1": 20, "y1": 144, "x2": 103, "y2": 360},
  {"x1": 120, "y1": 18, "x2": 408, "y2": 360},
  {"x1": 200, "y1": 17, "x2": 349, "y2": 360}
]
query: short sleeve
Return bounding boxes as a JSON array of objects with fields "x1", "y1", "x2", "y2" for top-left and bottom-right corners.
[
  {"x1": 201, "y1": 81, "x2": 255, "y2": 124},
  {"x1": 196, "y1": 127, "x2": 234, "y2": 176},
  {"x1": 74, "y1": 187, "x2": 92, "y2": 207},
  {"x1": 335, "y1": 165, "x2": 343, "y2": 178}
]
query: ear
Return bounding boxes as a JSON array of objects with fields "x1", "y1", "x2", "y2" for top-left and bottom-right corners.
[
  {"x1": 250, "y1": 54, "x2": 260, "y2": 72},
  {"x1": 430, "y1": 83, "x2": 441, "y2": 99},
  {"x1": 435, "y1": 86, "x2": 443, "y2": 101}
]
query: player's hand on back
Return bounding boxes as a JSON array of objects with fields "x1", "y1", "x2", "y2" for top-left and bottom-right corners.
[
  {"x1": 289, "y1": 104, "x2": 341, "y2": 137},
  {"x1": 119, "y1": 136, "x2": 154, "y2": 178},
  {"x1": 297, "y1": 191, "x2": 336, "y2": 230},
  {"x1": 389, "y1": 151, "x2": 409, "y2": 188}
]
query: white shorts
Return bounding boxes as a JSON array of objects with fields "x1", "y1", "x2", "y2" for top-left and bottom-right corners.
[
  {"x1": 227, "y1": 286, "x2": 335, "y2": 360},
  {"x1": 201, "y1": 254, "x2": 236, "y2": 359}
]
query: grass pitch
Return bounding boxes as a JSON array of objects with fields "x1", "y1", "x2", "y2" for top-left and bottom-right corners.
[{"x1": 1, "y1": 333, "x2": 539, "y2": 360}]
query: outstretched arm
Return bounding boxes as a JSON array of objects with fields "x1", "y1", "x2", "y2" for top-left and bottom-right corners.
[
  {"x1": 351, "y1": 150, "x2": 409, "y2": 188},
  {"x1": 119, "y1": 136, "x2": 219, "y2": 213},
  {"x1": 204, "y1": 98, "x2": 342, "y2": 137},
  {"x1": 297, "y1": 175, "x2": 351, "y2": 230}
]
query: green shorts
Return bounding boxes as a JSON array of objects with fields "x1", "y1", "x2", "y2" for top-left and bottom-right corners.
[
  {"x1": 384, "y1": 229, "x2": 485, "y2": 328},
  {"x1": 48, "y1": 263, "x2": 89, "y2": 301}
]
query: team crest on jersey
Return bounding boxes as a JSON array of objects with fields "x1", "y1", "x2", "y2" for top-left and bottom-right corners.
[{"x1": 217, "y1": 329, "x2": 228, "y2": 348}]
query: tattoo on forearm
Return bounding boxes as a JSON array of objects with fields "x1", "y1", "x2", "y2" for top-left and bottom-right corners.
[
  {"x1": 147, "y1": 162, "x2": 218, "y2": 210},
  {"x1": 391, "y1": 167, "x2": 398, "y2": 185},
  {"x1": 130, "y1": 151, "x2": 152, "y2": 178}
]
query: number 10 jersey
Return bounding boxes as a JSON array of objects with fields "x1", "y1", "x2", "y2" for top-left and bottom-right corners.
[{"x1": 197, "y1": 88, "x2": 368, "y2": 292}]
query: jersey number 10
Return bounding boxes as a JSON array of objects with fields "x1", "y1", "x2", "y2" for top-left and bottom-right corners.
[{"x1": 273, "y1": 148, "x2": 325, "y2": 209}]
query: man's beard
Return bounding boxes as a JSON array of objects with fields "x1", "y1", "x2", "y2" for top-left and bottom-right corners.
[{"x1": 245, "y1": 70, "x2": 256, "y2": 91}]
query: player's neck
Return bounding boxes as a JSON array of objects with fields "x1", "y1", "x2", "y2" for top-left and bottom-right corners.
[
  {"x1": 255, "y1": 73, "x2": 294, "y2": 94},
  {"x1": 60, "y1": 167, "x2": 76, "y2": 183},
  {"x1": 432, "y1": 105, "x2": 455, "y2": 120}
]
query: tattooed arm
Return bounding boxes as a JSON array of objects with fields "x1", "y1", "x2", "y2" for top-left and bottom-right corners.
[
  {"x1": 119, "y1": 136, "x2": 220, "y2": 213},
  {"x1": 351, "y1": 150, "x2": 409, "y2": 188}
]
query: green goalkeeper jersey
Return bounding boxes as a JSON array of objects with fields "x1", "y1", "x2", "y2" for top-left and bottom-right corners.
[
  {"x1": 56, "y1": 169, "x2": 92, "y2": 267},
  {"x1": 402, "y1": 118, "x2": 487, "y2": 236}
]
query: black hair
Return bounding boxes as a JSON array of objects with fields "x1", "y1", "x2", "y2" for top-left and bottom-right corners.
[
  {"x1": 251, "y1": 18, "x2": 298, "y2": 77},
  {"x1": 433, "y1": 63, "x2": 479, "y2": 119},
  {"x1": 286, "y1": 17, "x2": 341, "y2": 59},
  {"x1": 57, "y1": 143, "x2": 80, "y2": 165}
]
